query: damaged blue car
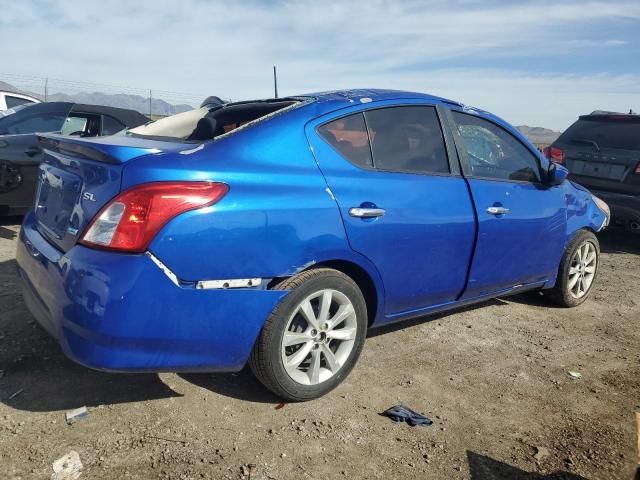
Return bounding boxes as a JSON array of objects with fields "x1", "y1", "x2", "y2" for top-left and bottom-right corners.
[{"x1": 16, "y1": 89, "x2": 609, "y2": 401}]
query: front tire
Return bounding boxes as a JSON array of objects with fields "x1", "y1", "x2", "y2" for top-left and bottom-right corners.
[
  {"x1": 249, "y1": 268, "x2": 367, "y2": 401},
  {"x1": 547, "y1": 230, "x2": 600, "y2": 307}
]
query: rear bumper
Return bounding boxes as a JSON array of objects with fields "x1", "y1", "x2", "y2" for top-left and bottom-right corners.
[
  {"x1": 591, "y1": 189, "x2": 640, "y2": 228},
  {"x1": 16, "y1": 211, "x2": 288, "y2": 372}
]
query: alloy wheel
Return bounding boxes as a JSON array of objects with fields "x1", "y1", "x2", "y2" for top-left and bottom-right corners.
[
  {"x1": 568, "y1": 241, "x2": 597, "y2": 299},
  {"x1": 280, "y1": 289, "x2": 358, "y2": 386}
]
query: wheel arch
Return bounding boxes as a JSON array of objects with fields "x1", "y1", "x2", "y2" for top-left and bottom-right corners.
[{"x1": 269, "y1": 257, "x2": 384, "y2": 328}]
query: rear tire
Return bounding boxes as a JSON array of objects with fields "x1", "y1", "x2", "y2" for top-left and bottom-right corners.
[
  {"x1": 249, "y1": 268, "x2": 367, "y2": 402},
  {"x1": 546, "y1": 230, "x2": 600, "y2": 307}
]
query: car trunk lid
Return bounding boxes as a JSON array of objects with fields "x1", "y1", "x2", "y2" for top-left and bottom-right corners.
[{"x1": 34, "y1": 134, "x2": 192, "y2": 252}]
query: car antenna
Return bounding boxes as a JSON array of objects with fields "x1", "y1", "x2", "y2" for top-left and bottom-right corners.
[{"x1": 273, "y1": 65, "x2": 278, "y2": 99}]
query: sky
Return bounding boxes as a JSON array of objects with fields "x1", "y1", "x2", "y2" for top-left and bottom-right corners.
[{"x1": 1, "y1": 0, "x2": 639, "y2": 130}]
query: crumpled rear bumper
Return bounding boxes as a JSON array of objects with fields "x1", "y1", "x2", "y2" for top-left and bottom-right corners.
[{"x1": 16, "y1": 211, "x2": 287, "y2": 372}]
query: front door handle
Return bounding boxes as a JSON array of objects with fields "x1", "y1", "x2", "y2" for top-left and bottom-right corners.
[
  {"x1": 487, "y1": 206, "x2": 510, "y2": 215},
  {"x1": 349, "y1": 207, "x2": 386, "y2": 218}
]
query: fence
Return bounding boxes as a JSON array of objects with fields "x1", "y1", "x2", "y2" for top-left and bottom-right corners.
[{"x1": 0, "y1": 72, "x2": 208, "y2": 116}]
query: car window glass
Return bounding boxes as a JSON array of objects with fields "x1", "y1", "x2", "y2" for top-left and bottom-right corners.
[
  {"x1": 102, "y1": 115, "x2": 126, "y2": 135},
  {"x1": 452, "y1": 111, "x2": 541, "y2": 182},
  {"x1": 61, "y1": 116, "x2": 88, "y2": 135},
  {"x1": 558, "y1": 118, "x2": 640, "y2": 151},
  {"x1": 364, "y1": 106, "x2": 449, "y2": 174},
  {"x1": 5, "y1": 96, "x2": 35, "y2": 109},
  {"x1": 317, "y1": 113, "x2": 373, "y2": 168},
  {"x1": 0, "y1": 112, "x2": 67, "y2": 135}
]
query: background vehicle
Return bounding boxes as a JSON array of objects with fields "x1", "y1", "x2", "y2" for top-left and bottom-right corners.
[
  {"x1": 0, "y1": 90, "x2": 40, "y2": 111},
  {"x1": 16, "y1": 90, "x2": 609, "y2": 401},
  {"x1": 0, "y1": 102, "x2": 148, "y2": 215},
  {"x1": 545, "y1": 111, "x2": 640, "y2": 232}
]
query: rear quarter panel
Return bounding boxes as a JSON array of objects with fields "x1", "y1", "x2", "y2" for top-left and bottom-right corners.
[{"x1": 122, "y1": 108, "x2": 382, "y2": 290}]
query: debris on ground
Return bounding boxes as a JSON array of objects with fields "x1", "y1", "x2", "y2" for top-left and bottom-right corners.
[
  {"x1": 274, "y1": 403, "x2": 286, "y2": 410},
  {"x1": 567, "y1": 371, "x2": 582, "y2": 379},
  {"x1": 533, "y1": 446, "x2": 550, "y2": 461},
  {"x1": 380, "y1": 405, "x2": 433, "y2": 427},
  {"x1": 51, "y1": 450, "x2": 83, "y2": 480},
  {"x1": 65, "y1": 407, "x2": 89, "y2": 424}
]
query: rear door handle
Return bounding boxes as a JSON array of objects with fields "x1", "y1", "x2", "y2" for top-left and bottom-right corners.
[
  {"x1": 487, "y1": 206, "x2": 510, "y2": 215},
  {"x1": 24, "y1": 147, "x2": 41, "y2": 157},
  {"x1": 349, "y1": 207, "x2": 386, "y2": 218}
]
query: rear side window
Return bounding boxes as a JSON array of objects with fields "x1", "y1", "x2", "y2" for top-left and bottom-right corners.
[
  {"x1": 452, "y1": 111, "x2": 541, "y2": 183},
  {"x1": 60, "y1": 116, "x2": 88, "y2": 135},
  {"x1": 317, "y1": 113, "x2": 373, "y2": 168},
  {"x1": 102, "y1": 115, "x2": 126, "y2": 135},
  {"x1": 364, "y1": 106, "x2": 449, "y2": 174},
  {"x1": 0, "y1": 112, "x2": 67, "y2": 135},
  {"x1": 558, "y1": 118, "x2": 640, "y2": 151},
  {"x1": 5, "y1": 95, "x2": 35, "y2": 109}
]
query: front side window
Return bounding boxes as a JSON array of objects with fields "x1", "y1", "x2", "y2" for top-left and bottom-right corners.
[
  {"x1": 364, "y1": 106, "x2": 449, "y2": 174},
  {"x1": 317, "y1": 113, "x2": 373, "y2": 168},
  {"x1": 452, "y1": 111, "x2": 541, "y2": 182},
  {"x1": 5, "y1": 95, "x2": 36, "y2": 109}
]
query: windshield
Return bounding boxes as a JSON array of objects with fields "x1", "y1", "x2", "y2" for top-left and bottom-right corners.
[
  {"x1": 0, "y1": 103, "x2": 73, "y2": 135},
  {"x1": 558, "y1": 117, "x2": 640, "y2": 151}
]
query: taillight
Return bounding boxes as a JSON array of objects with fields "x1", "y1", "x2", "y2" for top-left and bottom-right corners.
[
  {"x1": 80, "y1": 181, "x2": 228, "y2": 253},
  {"x1": 543, "y1": 146, "x2": 565, "y2": 164},
  {"x1": 635, "y1": 161, "x2": 640, "y2": 175}
]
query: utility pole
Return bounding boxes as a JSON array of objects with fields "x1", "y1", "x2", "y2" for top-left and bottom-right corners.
[
  {"x1": 44, "y1": 78, "x2": 48, "y2": 102},
  {"x1": 149, "y1": 89, "x2": 152, "y2": 117},
  {"x1": 273, "y1": 65, "x2": 278, "y2": 99}
]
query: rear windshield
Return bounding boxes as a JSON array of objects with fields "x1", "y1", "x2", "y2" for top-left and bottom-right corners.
[
  {"x1": 128, "y1": 98, "x2": 301, "y2": 142},
  {"x1": 557, "y1": 117, "x2": 640, "y2": 151}
]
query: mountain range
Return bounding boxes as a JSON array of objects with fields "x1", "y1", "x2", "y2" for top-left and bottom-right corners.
[
  {"x1": 0, "y1": 80, "x2": 194, "y2": 116},
  {"x1": 0, "y1": 80, "x2": 562, "y2": 143}
]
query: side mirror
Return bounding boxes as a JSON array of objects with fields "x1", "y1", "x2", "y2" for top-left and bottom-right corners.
[{"x1": 546, "y1": 162, "x2": 569, "y2": 186}]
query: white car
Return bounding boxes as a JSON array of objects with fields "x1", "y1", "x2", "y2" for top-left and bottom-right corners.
[{"x1": 0, "y1": 91, "x2": 40, "y2": 111}]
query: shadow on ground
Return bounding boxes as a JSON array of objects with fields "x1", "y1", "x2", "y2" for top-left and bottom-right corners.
[
  {"x1": 180, "y1": 369, "x2": 282, "y2": 404},
  {"x1": 0, "y1": 216, "x2": 21, "y2": 240},
  {"x1": 467, "y1": 451, "x2": 587, "y2": 480},
  {"x1": 597, "y1": 229, "x2": 640, "y2": 255},
  {"x1": 0, "y1": 226, "x2": 16, "y2": 240}
]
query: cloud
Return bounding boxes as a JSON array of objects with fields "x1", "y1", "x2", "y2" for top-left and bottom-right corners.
[{"x1": 0, "y1": 0, "x2": 639, "y2": 128}]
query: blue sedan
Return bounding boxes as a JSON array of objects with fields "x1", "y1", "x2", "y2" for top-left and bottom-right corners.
[{"x1": 16, "y1": 89, "x2": 610, "y2": 401}]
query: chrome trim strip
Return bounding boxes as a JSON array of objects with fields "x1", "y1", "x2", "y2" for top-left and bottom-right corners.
[
  {"x1": 146, "y1": 252, "x2": 180, "y2": 286},
  {"x1": 196, "y1": 278, "x2": 262, "y2": 290},
  {"x1": 147, "y1": 252, "x2": 262, "y2": 290}
]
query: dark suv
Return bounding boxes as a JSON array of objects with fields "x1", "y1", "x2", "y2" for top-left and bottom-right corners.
[{"x1": 545, "y1": 111, "x2": 640, "y2": 232}]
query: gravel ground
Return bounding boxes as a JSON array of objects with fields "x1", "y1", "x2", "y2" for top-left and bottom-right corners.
[{"x1": 0, "y1": 217, "x2": 638, "y2": 480}]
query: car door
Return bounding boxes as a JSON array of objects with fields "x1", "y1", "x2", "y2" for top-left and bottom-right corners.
[
  {"x1": 306, "y1": 103, "x2": 476, "y2": 318},
  {"x1": 445, "y1": 109, "x2": 567, "y2": 299},
  {"x1": 0, "y1": 105, "x2": 71, "y2": 210}
]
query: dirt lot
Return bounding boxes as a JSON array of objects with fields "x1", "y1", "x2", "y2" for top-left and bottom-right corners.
[{"x1": 0, "y1": 217, "x2": 638, "y2": 480}]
